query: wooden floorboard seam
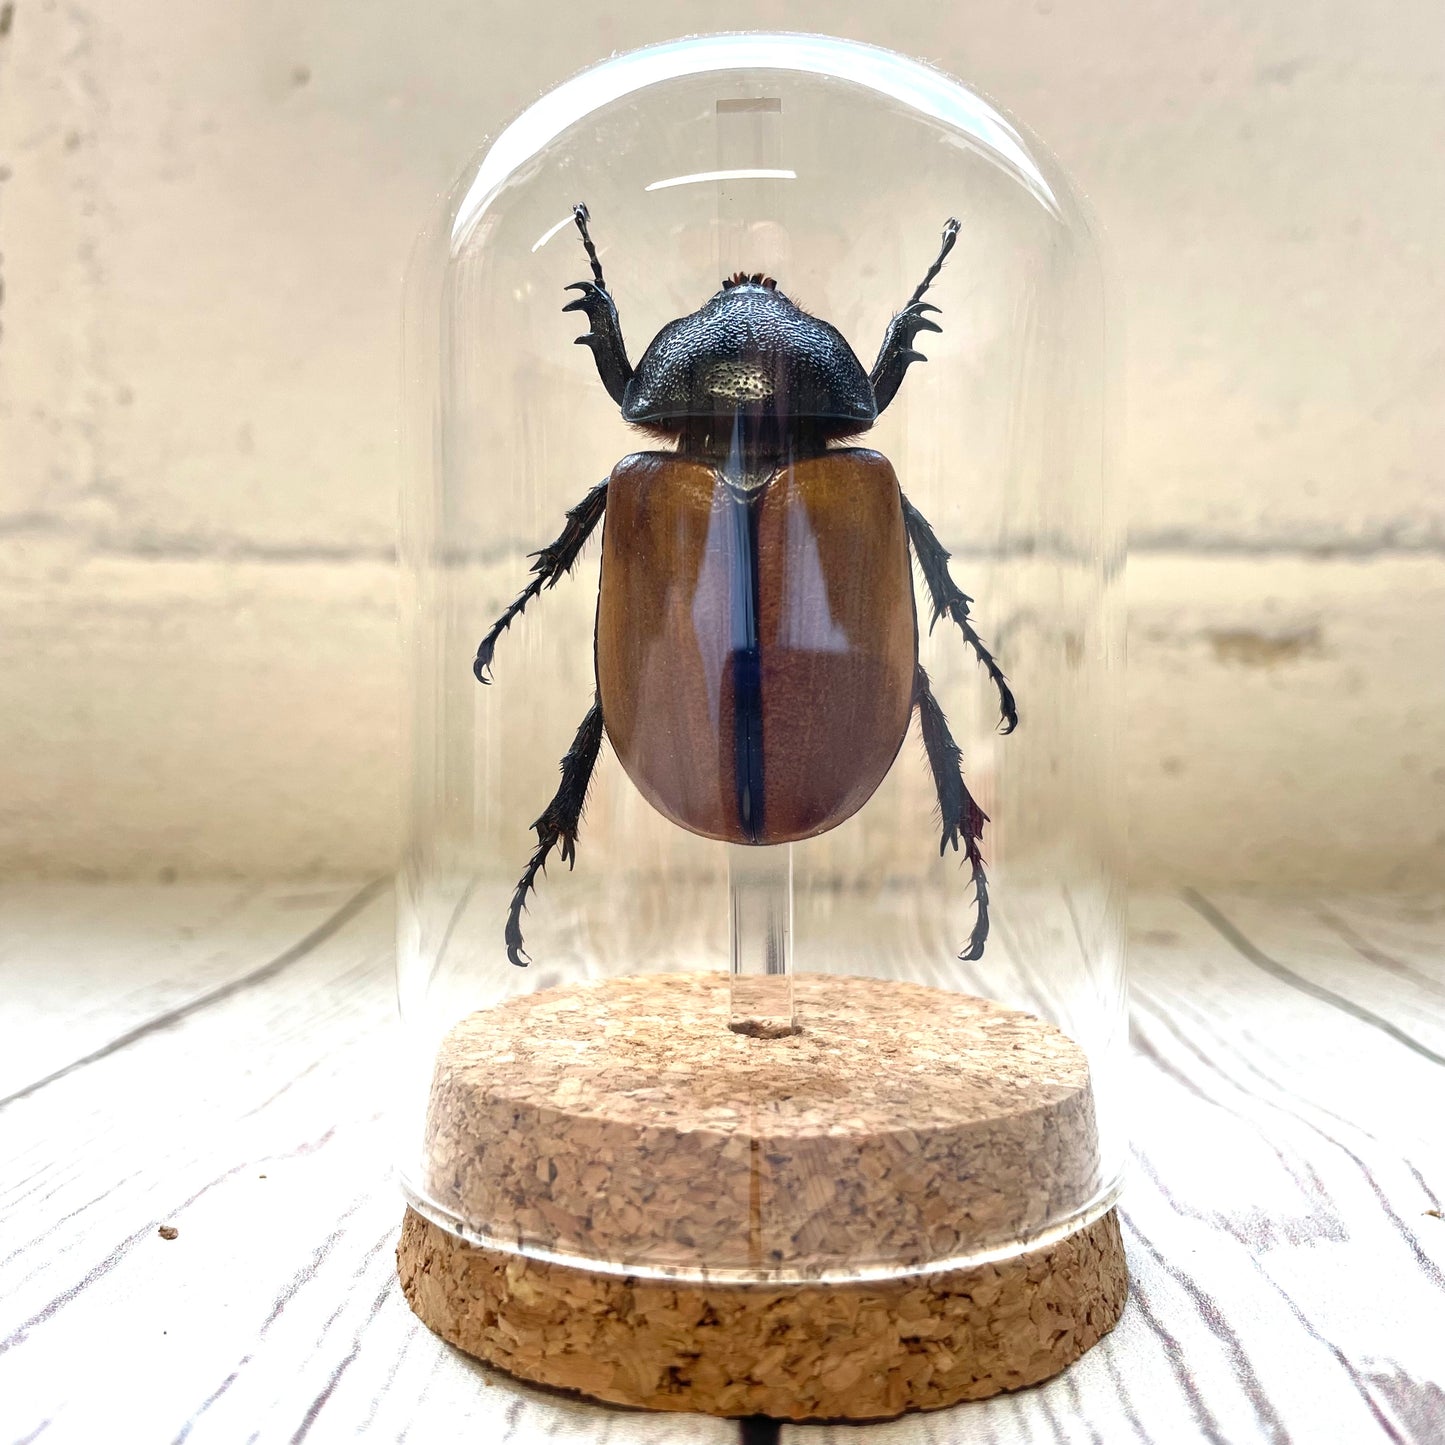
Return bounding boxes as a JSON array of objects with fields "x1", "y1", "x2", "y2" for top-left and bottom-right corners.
[
  {"x1": 0, "y1": 877, "x2": 389, "y2": 1114},
  {"x1": 1181, "y1": 888, "x2": 1445, "y2": 1067}
]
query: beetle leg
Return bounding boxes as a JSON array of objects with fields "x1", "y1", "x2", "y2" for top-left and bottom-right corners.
[
  {"x1": 473, "y1": 479, "x2": 609, "y2": 684},
  {"x1": 901, "y1": 493, "x2": 1018, "y2": 734},
  {"x1": 564, "y1": 282, "x2": 633, "y2": 406},
  {"x1": 563, "y1": 204, "x2": 634, "y2": 406},
  {"x1": 869, "y1": 300, "x2": 942, "y2": 413},
  {"x1": 504, "y1": 694, "x2": 605, "y2": 967},
  {"x1": 914, "y1": 664, "x2": 991, "y2": 961},
  {"x1": 869, "y1": 218, "x2": 958, "y2": 413}
]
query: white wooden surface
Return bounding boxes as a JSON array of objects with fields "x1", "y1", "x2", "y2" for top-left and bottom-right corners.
[{"x1": 1, "y1": 883, "x2": 1441, "y2": 1445}]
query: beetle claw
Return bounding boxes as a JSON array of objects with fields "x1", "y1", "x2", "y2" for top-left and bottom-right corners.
[
  {"x1": 563, "y1": 281, "x2": 606, "y2": 307},
  {"x1": 563, "y1": 282, "x2": 610, "y2": 326},
  {"x1": 896, "y1": 308, "x2": 942, "y2": 338}
]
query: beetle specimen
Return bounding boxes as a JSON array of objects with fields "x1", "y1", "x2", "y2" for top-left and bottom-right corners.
[{"x1": 475, "y1": 205, "x2": 1016, "y2": 967}]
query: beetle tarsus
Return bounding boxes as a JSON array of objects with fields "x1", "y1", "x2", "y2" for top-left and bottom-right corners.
[
  {"x1": 504, "y1": 695, "x2": 605, "y2": 967},
  {"x1": 915, "y1": 664, "x2": 991, "y2": 961},
  {"x1": 962, "y1": 870, "x2": 990, "y2": 961},
  {"x1": 908, "y1": 218, "x2": 960, "y2": 307},
  {"x1": 473, "y1": 480, "x2": 609, "y2": 685},
  {"x1": 572, "y1": 202, "x2": 608, "y2": 289},
  {"x1": 901, "y1": 494, "x2": 1018, "y2": 734}
]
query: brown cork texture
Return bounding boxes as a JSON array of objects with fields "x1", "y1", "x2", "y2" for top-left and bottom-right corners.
[
  {"x1": 396, "y1": 1206, "x2": 1127, "y2": 1418},
  {"x1": 401, "y1": 971, "x2": 1125, "y2": 1416},
  {"x1": 418, "y1": 972, "x2": 1105, "y2": 1275}
]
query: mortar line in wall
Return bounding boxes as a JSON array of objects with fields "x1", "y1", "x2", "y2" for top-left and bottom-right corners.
[
  {"x1": 21, "y1": 540, "x2": 1445, "y2": 567},
  {"x1": 1, "y1": 516, "x2": 1442, "y2": 565},
  {"x1": 1128, "y1": 534, "x2": 1445, "y2": 560}
]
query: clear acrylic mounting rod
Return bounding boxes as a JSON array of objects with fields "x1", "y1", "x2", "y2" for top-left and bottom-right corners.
[
  {"x1": 714, "y1": 93, "x2": 790, "y2": 312},
  {"x1": 718, "y1": 93, "x2": 796, "y2": 1038},
  {"x1": 728, "y1": 843, "x2": 796, "y2": 1037}
]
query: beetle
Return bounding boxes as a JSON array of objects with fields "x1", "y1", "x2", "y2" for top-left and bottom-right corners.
[{"x1": 474, "y1": 204, "x2": 1016, "y2": 967}]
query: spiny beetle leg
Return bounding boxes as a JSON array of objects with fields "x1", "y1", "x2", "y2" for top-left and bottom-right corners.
[
  {"x1": 870, "y1": 303, "x2": 943, "y2": 414},
  {"x1": 504, "y1": 695, "x2": 605, "y2": 967},
  {"x1": 914, "y1": 664, "x2": 991, "y2": 961},
  {"x1": 563, "y1": 281, "x2": 632, "y2": 406},
  {"x1": 901, "y1": 493, "x2": 1018, "y2": 734},
  {"x1": 472, "y1": 479, "x2": 608, "y2": 685}
]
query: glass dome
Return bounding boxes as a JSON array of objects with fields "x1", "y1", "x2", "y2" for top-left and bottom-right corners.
[{"x1": 397, "y1": 31, "x2": 1123, "y2": 1379}]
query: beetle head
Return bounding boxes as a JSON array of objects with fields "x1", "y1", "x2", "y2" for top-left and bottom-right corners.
[{"x1": 622, "y1": 277, "x2": 876, "y2": 437}]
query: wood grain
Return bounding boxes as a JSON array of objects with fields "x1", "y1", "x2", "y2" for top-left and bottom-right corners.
[
  {"x1": 1, "y1": 884, "x2": 1441, "y2": 1443},
  {"x1": 0, "y1": 882, "x2": 365, "y2": 1105}
]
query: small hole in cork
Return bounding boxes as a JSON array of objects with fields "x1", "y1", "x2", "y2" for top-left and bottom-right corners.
[{"x1": 729, "y1": 1018, "x2": 802, "y2": 1039}]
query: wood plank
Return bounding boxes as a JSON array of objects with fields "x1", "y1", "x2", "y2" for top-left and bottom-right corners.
[
  {"x1": 1322, "y1": 896, "x2": 1445, "y2": 985},
  {"x1": 1180, "y1": 888, "x2": 1445, "y2": 1063},
  {"x1": 1158, "y1": 890, "x2": 1445, "y2": 1163},
  {"x1": 0, "y1": 880, "x2": 365, "y2": 1104},
  {"x1": 0, "y1": 886, "x2": 398, "y2": 1443},
  {"x1": 1122, "y1": 892, "x2": 1444, "y2": 1444}
]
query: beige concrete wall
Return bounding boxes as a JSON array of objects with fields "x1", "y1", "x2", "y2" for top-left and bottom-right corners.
[{"x1": 1, "y1": 1, "x2": 1441, "y2": 884}]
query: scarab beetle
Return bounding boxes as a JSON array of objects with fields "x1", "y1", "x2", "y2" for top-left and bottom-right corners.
[{"x1": 475, "y1": 205, "x2": 1017, "y2": 967}]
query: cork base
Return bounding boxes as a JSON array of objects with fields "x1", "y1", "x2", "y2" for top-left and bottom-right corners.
[
  {"x1": 417, "y1": 973, "x2": 1106, "y2": 1274},
  {"x1": 399, "y1": 972, "x2": 1126, "y2": 1417},
  {"x1": 397, "y1": 1205, "x2": 1127, "y2": 1419}
]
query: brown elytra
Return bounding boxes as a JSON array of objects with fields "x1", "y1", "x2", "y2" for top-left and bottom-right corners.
[{"x1": 595, "y1": 449, "x2": 917, "y2": 843}]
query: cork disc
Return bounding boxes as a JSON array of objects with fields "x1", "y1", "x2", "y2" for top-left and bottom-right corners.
[
  {"x1": 397, "y1": 1205, "x2": 1127, "y2": 1418},
  {"x1": 401, "y1": 972, "x2": 1125, "y2": 1416},
  {"x1": 417, "y1": 972, "x2": 1105, "y2": 1275}
]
